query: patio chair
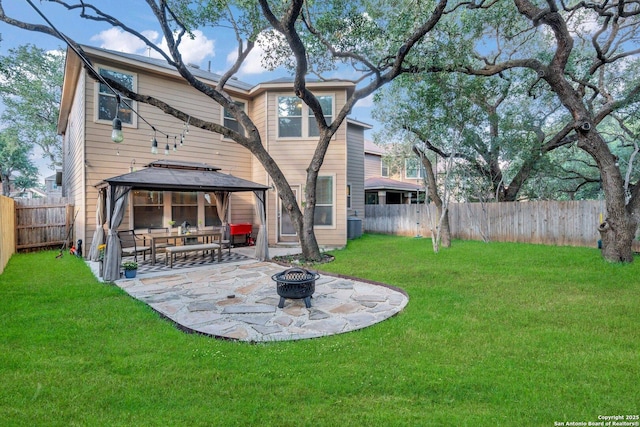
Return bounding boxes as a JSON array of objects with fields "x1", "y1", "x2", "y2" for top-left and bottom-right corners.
[
  {"x1": 147, "y1": 227, "x2": 176, "y2": 253},
  {"x1": 118, "y1": 229, "x2": 151, "y2": 262},
  {"x1": 202, "y1": 225, "x2": 231, "y2": 254}
]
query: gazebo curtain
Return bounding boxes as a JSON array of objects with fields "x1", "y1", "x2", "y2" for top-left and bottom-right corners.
[
  {"x1": 88, "y1": 188, "x2": 106, "y2": 261},
  {"x1": 253, "y1": 190, "x2": 269, "y2": 261},
  {"x1": 103, "y1": 185, "x2": 132, "y2": 282},
  {"x1": 214, "y1": 191, "x2": 230, "y2": 238}
]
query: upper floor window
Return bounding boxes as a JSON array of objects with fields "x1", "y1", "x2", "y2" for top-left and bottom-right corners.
[
  {"x1": 405, "y1": 158, "x2": 426, "y2": 179},
  {"x1": 223, "y1": 101, "x2": 246, "y2": 136},
  {"x1": 381, "y1": 160, "x2": 389, "y2": 177},
  {"x1": 309, "y1": 96, "x2": 333, "y2": 137},
  {"x1": 278, "y1": 95, "x2": 334, "y2": 138},
  {"x1": 97, "y1": 68, "x2": 136, "y2": 125}
]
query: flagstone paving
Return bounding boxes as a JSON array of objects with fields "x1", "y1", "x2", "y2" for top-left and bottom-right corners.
[{"x1": 114, "y1": 260, "x2": 408, "y2": 342}]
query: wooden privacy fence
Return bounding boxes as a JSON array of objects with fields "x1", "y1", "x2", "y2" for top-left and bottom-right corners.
[
  {"x1": 0, "y1": 195, "x2": 16, "y2": 274},
  {"x1": 365, "y1": 200, "x2": 610, "y2": 248},
  {"x1": 15, "y1": 198, "x2": 74, "y2": 252}
]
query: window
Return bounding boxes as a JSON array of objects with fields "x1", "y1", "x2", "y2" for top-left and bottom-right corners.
[
  {"x1": 171, "y1": 191, "x2": 197, "y2": 226},
  {"x1": 223, "y1": 101, "x2": 246, "y2": 136},
  {"x1": 365, "y1": 192, "x2": 379, "y2": 205},
  {"x1": 309, "y1": 96, "x2": 333, "y2": 137},
  {"x1": 278, "y1": 95, "x2": 334, "y2": 138},
  {"x1": 314, "y1": 176, "x2": 334, "y2": 227},
  {"x1": 278, "y1": 96, "x2": 303, "y2": 137},
  {"x1": 132, "y1": 190, "x2": 164, "y2": 228},
  {"x1": 346, "y1": 184, "x2": 352, "y2": 209},
  {"x1": 405, "y1": 158, "x2": 426, "y2": 179},
  {"x1": 381, "y1": 160, "x2": 389, "y2": 177},
  {"x1": 97, "y1": 68, "x2": 135, "y2": 125}
]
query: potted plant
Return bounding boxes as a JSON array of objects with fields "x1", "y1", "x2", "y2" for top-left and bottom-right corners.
[
  {"x1": 98, "y1": 244, "x2": 106, "y2": 277},
  {"x1": 122, "y1": 260, "x2": 138, "y2": 278},
  {"x1": 168, "y1": 220, "x2": 176, "y2": 228}
]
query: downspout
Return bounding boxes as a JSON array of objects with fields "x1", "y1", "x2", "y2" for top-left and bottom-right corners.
[{"x1": 264, "y1": 92, "x2": 272, "y2": 243}]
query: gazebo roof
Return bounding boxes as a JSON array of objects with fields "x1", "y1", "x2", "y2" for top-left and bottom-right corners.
[{"x1": 99, "y1": 160, "x2": 268, "y2": 192}]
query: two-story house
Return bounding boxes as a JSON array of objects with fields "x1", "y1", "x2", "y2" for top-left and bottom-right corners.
[
  {"x1": 44, "y1": 173, "x2": 63, "y2": 197},
  {"x1": 364, "y1": 140, "x2": 423, "y2": 205},
  {"x1": 57, "y1": 45, "x2": 368, "y2": 257}
]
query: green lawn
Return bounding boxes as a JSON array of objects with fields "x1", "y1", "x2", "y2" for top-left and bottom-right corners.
[{"x1": 1, "y1": 234, "x2": 638, "y2": 426}]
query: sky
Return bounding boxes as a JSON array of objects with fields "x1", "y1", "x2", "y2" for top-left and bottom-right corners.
[{"x1": 0, "y1": 1, "x2": 377, "y2": 183}]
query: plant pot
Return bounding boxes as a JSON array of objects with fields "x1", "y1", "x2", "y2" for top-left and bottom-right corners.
[{"x1": 124, "y1": 269, "x2": 137, "y2": 278}]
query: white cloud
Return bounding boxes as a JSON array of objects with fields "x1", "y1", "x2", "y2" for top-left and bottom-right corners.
[
  {"x1": 354, "y1": 94, "x2": 374, "y2": 108},
  {"x1": 226, "y1": 47, "x2": 266, "y2": 76},
  {"x1": 90, "y1": 28, "x2": 214, "y2": 67},
  {"x1": 156, "y1": 30, "x2": 215, "y2": 66},
  {"x1": 90, "y1": 28, "x2": 156, "y2": 53},
  {"x1": 224, "y1": 30, "x2": 287, "y2": 77}
]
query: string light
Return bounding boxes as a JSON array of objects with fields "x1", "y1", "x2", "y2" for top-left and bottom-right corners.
[
  {"x1": 26, "y1": 0, "x2": 195, "y2": 153},
  {"x1": 164, "y1": 135, "x2": 170, "y2": 155},
  {"x1": 151, "y1": 129, "x2": 158, "y2": 154}
]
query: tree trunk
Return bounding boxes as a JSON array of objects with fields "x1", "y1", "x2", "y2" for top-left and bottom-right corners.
[
  {"x1": 578, "y1": 131, "x2": 636, "y2": 262},
  {"x1": 413, "y1": 145, "x2": 451, "y2": 249},
  {"x1": 1, "y1": 173, "x2": 10, "y2": 196}
]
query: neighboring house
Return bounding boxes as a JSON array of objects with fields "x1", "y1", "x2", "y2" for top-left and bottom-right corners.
[
  {"x1": 57, "y1": 45, "x2": 367, "y2": 254},
  {"x1": 364, "y1": 140, "x2": 423, "y2": 204},
  {"x1": 3, "y1": 173, "x2": 46, "y2": 199},
  {"x1": 44, "y1": 173, "x2": 63, "y2": 197}
]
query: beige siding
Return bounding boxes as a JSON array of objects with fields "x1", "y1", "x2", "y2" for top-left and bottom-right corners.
[
  {"x1": 81, "y1": 59, "x2": 255, "y2": 248},
  {"x1": 64, "y1": 71, "x2": 86, "y2": 245},
  {"x1": 63, "y1": 48, "x2": 358, "y2": 251},
  {"x1": 254, "y1": 89, "x2": 349, "y2": 248}
]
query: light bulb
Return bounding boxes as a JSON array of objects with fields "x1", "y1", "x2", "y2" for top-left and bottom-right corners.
[
  {"x1": 111, "y1": 117, "x2": 124, "y2": 143},
  {"x1": 151, "y1": 137, "x2": 158, "y2": 154}
]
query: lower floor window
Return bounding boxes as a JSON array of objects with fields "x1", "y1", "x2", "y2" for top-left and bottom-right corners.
[
  {"x1": 133, "y1": 190, "x2": 164, "y2": 228},
  {"x1": 365, "y1": 192, "x2": 379, "y2": 205},
  {"x1": 314, "y1": 176, "x2": 334, "y2": 227},
  {"x1": 132, "y1": 190, "x2": 221, "y2": 229}
]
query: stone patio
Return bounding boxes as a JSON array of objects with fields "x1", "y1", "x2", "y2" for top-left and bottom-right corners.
[{"x1": 111, "y1": 258, "x2": 409, "y2": 342}]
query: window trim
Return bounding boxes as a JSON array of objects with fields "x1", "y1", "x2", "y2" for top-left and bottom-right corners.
[
  {"x1": 94, "y1": 66, "x2": 138, "y2": 128},
  {"x1": 314, "y1": 174, "x2": 336, "y2": 229},
  {"x1": 381, "y1": 160, "x2": 389, "y2": 177},
  {"x1": 222, "y1": 100, "x2": 247, "y2": 139},
  {"x1": 276, "y1": 93, "x2": 335, "y2": 140},
  {"x1": 405, "y1": 158, "x2": 426, "y2": 180}
]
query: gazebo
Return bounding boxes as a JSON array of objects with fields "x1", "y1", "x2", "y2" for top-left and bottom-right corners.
[{"x1": 88, "y1": 160, "x2": 269, "y2": 282}]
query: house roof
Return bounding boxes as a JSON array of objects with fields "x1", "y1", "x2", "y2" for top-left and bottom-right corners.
[
  {"x1": 99, "y1": 160, "x2": 268, "y2": 192},
  {"x1": 365, "y1": 177, "x2": 423, "y2": 192},
  {"x1": 364, "y1": 140, "x2": 385, "y2": 155},
  {"x1": 83, "y1": 45, "x2": 254, "y2": 91},
  {"x1": 58, "y1": 44, "x2": 366, "y2": 133}
]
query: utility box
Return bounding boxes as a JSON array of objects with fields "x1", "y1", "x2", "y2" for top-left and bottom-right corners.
[{"x1": 347, "y1": 217, "x2": 362, "y2": 240}]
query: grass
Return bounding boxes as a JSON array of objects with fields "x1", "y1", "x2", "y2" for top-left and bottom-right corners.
[{"x1": 0, "y1": 234, "x2": 638, "y2": 426}]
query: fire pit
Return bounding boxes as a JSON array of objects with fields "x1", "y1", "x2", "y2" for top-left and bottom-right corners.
[{"x1": 271, "y1": 268, "x2": 319, "y2": 308}]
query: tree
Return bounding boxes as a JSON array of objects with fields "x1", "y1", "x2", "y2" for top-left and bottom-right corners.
[
  {"x1": 0, "y1": 0, "x2": 449, "y2": 261},
  {"x1": 373, "y1": 70, "x2": 577, "y2": 204},
  {"x1": 453, "y1": 0, "x2": 640, "y2": 262},
  {"x1": 0, "y1": 44, "x2": 65, "y2": 170},
  {"x1": 0, "y1": 127, "x2": 38, "y2": 196}
]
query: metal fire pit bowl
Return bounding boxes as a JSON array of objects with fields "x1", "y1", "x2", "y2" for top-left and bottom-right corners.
[{"x1": 271, "y1": 268, "x2": 320, "y2": 308}]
